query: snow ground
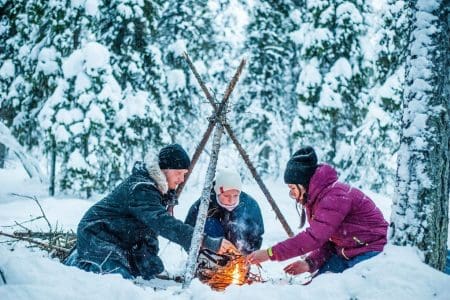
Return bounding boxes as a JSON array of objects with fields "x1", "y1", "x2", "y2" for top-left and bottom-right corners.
[{"x1": 1, "y1": 162, "x2": 449, "y2": 299}]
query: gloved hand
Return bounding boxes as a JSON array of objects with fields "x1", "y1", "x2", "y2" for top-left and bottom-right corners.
[{"x1": 283, "y1": 260, "x2": 310, "y2": 275}]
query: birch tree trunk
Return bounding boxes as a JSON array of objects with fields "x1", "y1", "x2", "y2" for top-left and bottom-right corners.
[
  {"x1": 183, "y1": 122, "x2": 223, "y2": 288},
  {"x1": 389, "y1": 0, "x2": 450, "y2": 271}
]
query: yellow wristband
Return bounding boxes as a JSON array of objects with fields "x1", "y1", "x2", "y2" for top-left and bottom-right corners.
[{"x1": 267, "y1": 247, "x2": 273, "y2": 257}]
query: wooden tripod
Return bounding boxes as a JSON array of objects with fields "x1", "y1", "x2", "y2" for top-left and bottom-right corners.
[{"x1": 176, "y1": 53, "x2": 294, "y2": 237}]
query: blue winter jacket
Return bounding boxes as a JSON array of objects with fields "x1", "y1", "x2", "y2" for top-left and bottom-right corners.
[{"x1": 185, "y1": 189, "x2": 264, "y2": 254}]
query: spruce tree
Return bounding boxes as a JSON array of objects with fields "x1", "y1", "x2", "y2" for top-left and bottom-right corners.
[
  {"x1": 390, "y1": 0, "x2": 449, "y2": 271},
  {"x1": 39, "y1": 41, "x2": 123, "y2": 198},
  {"x1": 97, "y1": 0, "x2": 164, "y2": 166},
  {"x1": 291, "y1": 0, "x2": 372, "y2": 180},
  {"x1": 0, "y1": 0, "x2": 46, "y2": 148},
  {"x1": 340, "y1": 0, "x2": 408, "y2": 191},
  {"x1": 238, "y1": 0, "x2": 297, "y2": 176},
  {"x1": 157, "y1": 0, "x2": 217, "y2": 148}
]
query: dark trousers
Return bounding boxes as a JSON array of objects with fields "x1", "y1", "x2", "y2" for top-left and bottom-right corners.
[
  {"x1": 318, "y1": 251, "x2": 381, "y2": 274},
  {"x1": 65, "y1": 241, "x2": 163, "y2": 280}
]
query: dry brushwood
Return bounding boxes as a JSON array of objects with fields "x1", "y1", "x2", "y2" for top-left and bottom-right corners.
[{"x1": 0, "y1": 194, "x2": 76, "y2": 260}]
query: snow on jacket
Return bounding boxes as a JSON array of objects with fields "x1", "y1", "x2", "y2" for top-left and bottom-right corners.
[
  {"x1": 76, "y1": 160, "x2": 221, "y2": 275},
  {"x1": 270, "y1": 164, "x2": 388, "y2": 271},
  {"x1": 185, "y1": 189, "x2": 264, "y2": 254}
]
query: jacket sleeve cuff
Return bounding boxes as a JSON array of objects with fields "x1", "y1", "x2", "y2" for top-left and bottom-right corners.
[
  {"x1": 267, "y1": 246, "x2": 277, "y2": 261},
  {"x1": 305, "y1": 256, "x2": 316, "y2": 272},
  {"x1": 202, "y1": 235, "x2": 222, "y2": 253}
]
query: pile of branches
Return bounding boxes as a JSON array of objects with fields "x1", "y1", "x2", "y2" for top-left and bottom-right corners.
[{"x1": 0, "y1": 194, "x2": 76, "y2": 261}]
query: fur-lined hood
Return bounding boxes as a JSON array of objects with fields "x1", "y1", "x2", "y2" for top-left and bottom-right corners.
[
  {"x1": 131, "y1": 155, "x2": 169, "y2": 195},
  {"x1": 144, "y1": 155, "x2": 168, "y2": 194}
]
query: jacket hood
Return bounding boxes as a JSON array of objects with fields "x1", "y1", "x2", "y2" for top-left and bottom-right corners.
[
  {"x1": 307, "y1": 164, "x2": 338, "y2": 207},
  {"x1": 132, "y1": 156, "x2": 168, "y2": 194}
]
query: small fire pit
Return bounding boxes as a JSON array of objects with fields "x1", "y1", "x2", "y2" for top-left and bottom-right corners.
[{"x1": 196, "y1": 249, "x2": 255, "y2": 290}]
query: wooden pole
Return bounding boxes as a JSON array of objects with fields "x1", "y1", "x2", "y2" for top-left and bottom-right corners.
[
  {"x1": 183, "y1": 56, "x2": 246, "y2": 289},
  {"x1": 224, "y1": 123, "x2": 294, "y2": 237},
  {"x1": 175, "y1": 54, "x2": 245, "y2": 198},
  {"x1": 183, "y1": 53, "x2": 294, "y2": 237},
  {"x1": 183, "y1": 123, "x2": 223, "y2": 288}
]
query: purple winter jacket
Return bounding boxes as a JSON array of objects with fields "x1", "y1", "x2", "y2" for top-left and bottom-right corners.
[{"x1": 270, "y1": 164, "x2": 388, "y2": 272}]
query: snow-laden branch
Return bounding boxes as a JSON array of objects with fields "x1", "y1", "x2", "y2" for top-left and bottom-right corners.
[{"x1": 0, "y1": 122, "x2": 45, "y2": 182}]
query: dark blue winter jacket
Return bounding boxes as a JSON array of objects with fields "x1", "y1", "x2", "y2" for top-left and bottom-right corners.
[
  {"x1": 185, "y1": 190, "x2": 264, "y2": 255},
  {"x1": 72, "y1": 161, "x2": 221, "y2": 279}
]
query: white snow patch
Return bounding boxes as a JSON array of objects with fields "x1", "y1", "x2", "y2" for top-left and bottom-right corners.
[
  {"x1": 85, "y1": 0, "x2": 100, "y2": 16},
  {"x1": 296, "y1": 58, "x2": 322, "y2": 96},
  {"x1": 37, "y1": 47, "x2": 59, "y2": 75},
  {"x1": 166, "y1": 69, "x2": 186, "y2": 91},
  {"x1": 1, "y1": 160, "x2": 449, "y2": 300},
  {"x1": 0, "y1": 60, "x2": 15, "y2": 78},
  {"x1": 168, "y1": 39, "x2": 187, "y2": 57}
]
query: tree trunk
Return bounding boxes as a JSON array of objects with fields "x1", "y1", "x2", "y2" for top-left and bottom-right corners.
[
  {"x1": 0, "y1": 143, "x2": 6, "y2": 168},
  {"x1": 49, "y1": 137, "x2": 56, "y2": 196},
  {"x1": 83, "y1": 135, "x2": 91, "y2": 199},
  {"x1": 389, "y1": 0, "x2": 450, "y2": 271}
]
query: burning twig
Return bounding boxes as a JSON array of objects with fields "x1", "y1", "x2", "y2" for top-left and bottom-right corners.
[
  {"x1": 195, "y1": 249, "x2": 265, "y2": 291},
  {"x1": 205, "y1": 255, "x2": 249, "y2": 291}
]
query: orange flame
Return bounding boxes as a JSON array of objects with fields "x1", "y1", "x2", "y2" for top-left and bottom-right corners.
[{"x1": 205, "y1": 256, "x2": 249, "y2": 291}]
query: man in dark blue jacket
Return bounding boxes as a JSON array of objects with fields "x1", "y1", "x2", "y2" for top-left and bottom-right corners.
[
  {"x1": 65, "y1": 144, "x2": 237, "y2": 280},
  {"x1": 185, "y1": 168, "x2": 264, "y2": 255}
]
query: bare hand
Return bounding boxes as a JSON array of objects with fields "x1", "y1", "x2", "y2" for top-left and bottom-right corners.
[
  {"x1": 246, "y1": 249, "x2": 270, "y2": 265},
  {"x1": 218, "y1": 239, "x2": 240, "y2": 255},
  {"x1": 283, "y1": 260, "x2": 310, "y2": 275}
]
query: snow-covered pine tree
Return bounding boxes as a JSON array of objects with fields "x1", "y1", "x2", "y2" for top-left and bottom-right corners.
[
  {"x1": 157, "y1": 0, "x2": 217, "y2": 148},
  {"x1": 237, "y1": 0, "x2": 297, "y2": 177},
  {"x1": 291, "y1": 0, "x2": 372, "y2": 180},
  {"x1": 208, "y1": 0, "x2": 247, "y2": 86},
  {"x1": 390, "y1": 0, "x2": 449, "y2": 271},
  {"x1": 339, "y1": 0, "x2": 408, "y2": 192},
  {"x1": 0, "y1": 0, "x2": 46, "y2": 149},
  {"x1": 39, "y1": 41, "x2": 123, "y2": 198},
  {"x1": 97, "y1": 0, "x2": 164, "y2": 166},
  {"x1": 32, "y1": 0, "x2": 101, "y2": 196},
  {"x1": 0, "y1": 0, "x2": 25, "y2": 167}
]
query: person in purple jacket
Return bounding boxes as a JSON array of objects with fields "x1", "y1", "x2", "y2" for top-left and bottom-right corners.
[{"x1": 247, "y1": 146, "x2": 388, "y2": 278}]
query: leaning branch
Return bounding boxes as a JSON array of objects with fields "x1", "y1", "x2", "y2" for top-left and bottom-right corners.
[
  {"x1": 0, "y1": 231, "x2": 70, "y2": 255},
  {"x1": 183, "y1": 54, "x2": 294, "y2": 237},
  {"x1": 10, "y1": 193, "x2": 52, "y2": 231}
]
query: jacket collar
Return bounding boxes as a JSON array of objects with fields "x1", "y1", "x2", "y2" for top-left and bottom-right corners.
[
  {"x1": 138, "y1": 155, "x2": 169, "y2": 194},
  {"x1": 307, "y1": 164, "x2": 338, "y2": 207}
]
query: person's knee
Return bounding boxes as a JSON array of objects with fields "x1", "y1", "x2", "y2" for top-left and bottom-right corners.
[
  {"x1": 86, "y1": 259, "x2": 135, "y2": 279},
  {"x1": 318, "y1": 254, "x2": 348, "y2": 274},
  {"x1": 348, "y1": 251, "x2": 381, "y2": 268},
  {"x1": 131, "y1": 242, "x2": 164, "y2": 280}
]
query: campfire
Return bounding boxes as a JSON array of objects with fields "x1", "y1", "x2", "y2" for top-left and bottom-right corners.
[{"x1": 196, "y1": 249, "x2": 262, "y2": 291}]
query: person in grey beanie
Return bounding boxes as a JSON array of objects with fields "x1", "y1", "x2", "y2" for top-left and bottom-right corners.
[{"x1": 65, "y1": 144, "x2": 238, "y2": 280}]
